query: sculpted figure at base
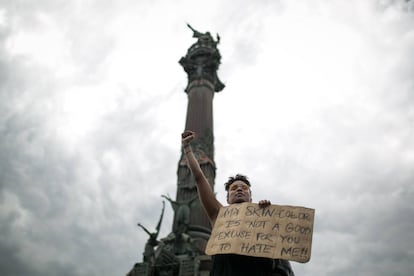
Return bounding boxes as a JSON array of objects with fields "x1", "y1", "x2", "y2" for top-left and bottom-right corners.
[
  {"x1": 182, "y1": 130, "x2": 295, "y2": 276},
  {"x1": 162, "y1": 194, "x2": 198, "y2": 255},
  {"x1": 137, "y1": 201, "x2": 165, "y2": 263}
]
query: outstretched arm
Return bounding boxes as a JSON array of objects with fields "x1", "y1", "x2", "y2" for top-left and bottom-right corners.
[
  {"x1": 137, "y1": 223, "x2": 152, "y2": 236},
  {"x1": 182, "y1": 130, "x2": 222, "y2": 225}
]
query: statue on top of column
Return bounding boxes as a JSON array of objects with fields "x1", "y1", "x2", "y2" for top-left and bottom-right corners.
[
  {"x1": 186, "y1": 23, "x2": 220, "y2": 47},
  {"x1": 180, "y1": 24, "x2": 225, "y2": 92}
]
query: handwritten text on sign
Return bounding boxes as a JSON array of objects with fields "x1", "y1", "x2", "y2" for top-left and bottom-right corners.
[{"x1": 205, "y1": 203, "x2": 315, "y2": 263}]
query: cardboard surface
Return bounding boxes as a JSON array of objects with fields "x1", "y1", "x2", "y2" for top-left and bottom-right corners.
[{"x1": 205, "y1": 202, "x2": 315, "y2": 263}]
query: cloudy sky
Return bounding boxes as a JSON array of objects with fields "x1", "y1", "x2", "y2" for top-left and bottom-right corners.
[{"x1": 1, "y1": 0, "x2": 414, "y2": 275}]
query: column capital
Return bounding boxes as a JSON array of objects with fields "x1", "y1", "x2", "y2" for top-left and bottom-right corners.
[{"x1": 179, "y1": 24, "x2": 225, "y2": 93}]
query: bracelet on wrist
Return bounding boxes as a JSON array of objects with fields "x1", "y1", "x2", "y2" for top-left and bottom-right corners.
[{"x1": 183, "y1": 144, "x2": 190, "y2": 148}]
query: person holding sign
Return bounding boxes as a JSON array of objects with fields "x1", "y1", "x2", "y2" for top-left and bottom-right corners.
[{"x1": 182, "y1": 130, "x2": 294, "y2": 276}]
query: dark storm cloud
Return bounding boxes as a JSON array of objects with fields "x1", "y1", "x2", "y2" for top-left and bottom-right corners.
[
  {"x1": 0, "y1": 3, "x2": 149, "y2": 275},
  {"x1": 0, "y1": 56, "x2": 171, "y2": 275},
  {"x1": 0, "y1": 55, "x2": 92, "y2": 276},
  {"x1": 291, "y1": 104, "x2": 414, "y2": 275},
  {"x1": 1, "y1": 0, "x2": 414, "y2": 276}
]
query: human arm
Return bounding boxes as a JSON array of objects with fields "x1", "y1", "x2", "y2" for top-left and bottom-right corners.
[{"x1": 181, "y1": 130, "x2": 222, "y2": 225}]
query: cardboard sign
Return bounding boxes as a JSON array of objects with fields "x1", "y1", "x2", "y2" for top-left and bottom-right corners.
[{"x1": 205, "y1": 203, "x2": 315, "y2": 263}]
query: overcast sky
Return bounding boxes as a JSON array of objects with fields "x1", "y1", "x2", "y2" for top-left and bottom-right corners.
[{"x1": 1, "y1": 0, "x2": 413, "y2": 275}]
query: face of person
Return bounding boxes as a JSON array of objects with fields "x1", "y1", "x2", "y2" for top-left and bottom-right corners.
[{"x1": 227, "y1": 180, "x2": 252, "y2": 204}]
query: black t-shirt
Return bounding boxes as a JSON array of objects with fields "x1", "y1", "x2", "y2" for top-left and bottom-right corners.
[{"x1": 210, "y1": 254, "x2": 294, "y2": 276}]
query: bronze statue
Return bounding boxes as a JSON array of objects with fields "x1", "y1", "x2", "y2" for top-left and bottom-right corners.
[
  {"x1": 161, "y1": 194, "x2": 198, "y2": 237},
  {"x1": 179, "y1": 24, "x2": 225, "y2": 93},
  {"x1": 162, "y1": 194, "x2": 199, "y2": 255},
  {"x1": 137, "y1": 201, "x2": 165, "y2": 263},
  {"x1": 186, "y1": 23, "x2": 220, "y2": 45}
]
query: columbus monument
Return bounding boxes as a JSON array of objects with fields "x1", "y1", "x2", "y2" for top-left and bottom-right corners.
[{"x1": 127, "y1": 24, "x2": 224, "y2": 276}]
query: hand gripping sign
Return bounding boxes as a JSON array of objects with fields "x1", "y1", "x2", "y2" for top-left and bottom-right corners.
[{"x1": 205, "y1": 202, "x2": 315, "y2": 263}]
